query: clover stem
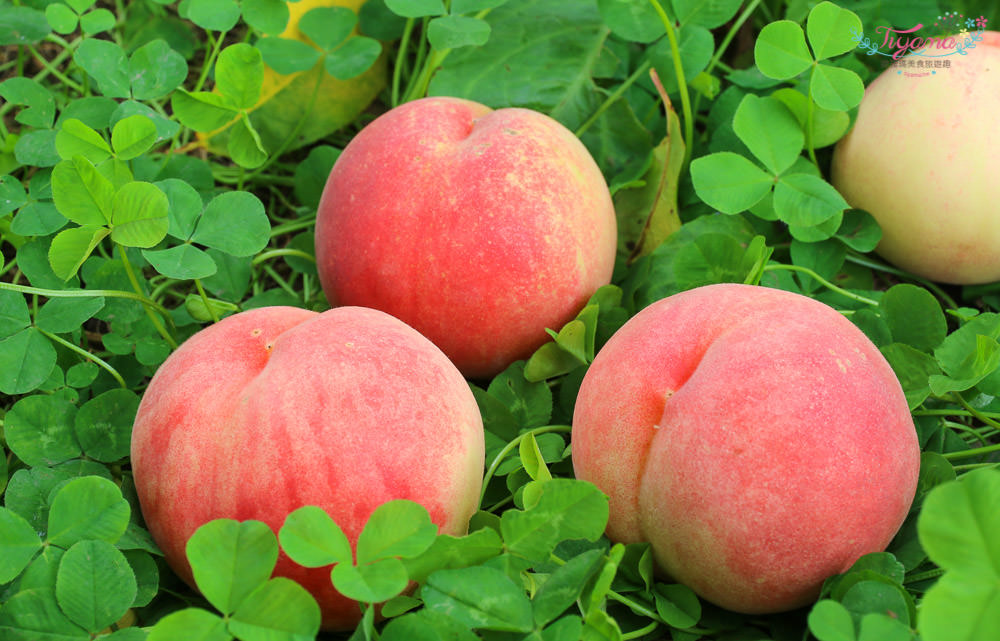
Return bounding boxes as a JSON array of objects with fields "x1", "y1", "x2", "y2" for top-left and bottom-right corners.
[
  {"x1": 575, "y1": 59, "x2": 652, "y2": 138},
  {"x1": 269, "y1": 216, "x2": 316, "y2": 237},
  {"x1": 705, "y1": 0, "x2": 762, "y2": 76},
  {"x1": 193, "y1": 278, "x2": 220, "y2": 323},
  {"x1": 805, "y1": 90, "x2": 820, "y2": 169},
  {"x1": 194, "y1": 30, "x2": 228, "y2": 93},
  {"x1": 844, "y1": 253, "x2": 960, "y2": 311},
  {"x1": 37, "y1": 328, "x2": 127, "y2": 389},
  {"x1": 392, "y1": 18, "x2": 417, "y2": 107},
  {"x1": 27, "y1": 43, "x2": 83, "y2": 94},
  {"x1": 401, "y1": 8, "x2": 496, "y2": 103},
  {"x1": 0, "y1": 281, "x2": 172, "y2": 315},
  {"x1": 262, "y1": 264, "x2": 299, "y2": 299},
  {"x1": 904, "y1": 567, "x2": 946, "y2": 584},
  {"x1": 621, "y1": 621, "x2": 661, "y2": 640},
  {"x1": 761, "y1": 264, "x2": 879, "y2": 306},
  {"x1": 942, "y1": 442, "x2": 1000, "y2": 461},
  {"x1": 479, "y1": 424, "x2": 572, "y2": 507},
  {"x1": 648, "y1": 0, "x2": 693, "y2": 168},
  {"x1": 251, "y1": 248, "x2": 316, "y2": 266},
  {"x1": 950, "y1": 391, "x2": 1000, "y2": 434},
  {"x1": 119, "y1": 247, "x2": 179, "y2": 348}
]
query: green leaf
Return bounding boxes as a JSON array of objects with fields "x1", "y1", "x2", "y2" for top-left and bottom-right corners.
[
  {"x1": 55, "y1": 118, "x2": 112, "y2": 164},
  {"x1": 920, "y1": 468, "x2": 1000, "y2": 577},
  {"x1": 402, "y1": 527, "x2": 504, "y2": 584},
  {"x1": 858, "y1": 613, "x2": 914, "y2": 641},
  {"x1": 187, "y1": 519, "x2": 279, "y2": 615},
  {"x1": 879, "y1": 284, "x2": 947, "y2": 352},
  {"x1": 171, "y1": 90, "x2": 239, "y2": 132},
  {"x1": 227, "y1": 577, "x2": 322, "y2": 641},
  {"x1": 596, "y1": 0, "x2": 663, "y2": 43},
  {"x1": 770, "y1": 87, "x2": 849, "y2": 149},
  {"x1": 357, "y1": 500, "x2": 438, "y2": 564},
  {"x1": 532, "y1": 548, "x2": 604, "y2": 627},
  {"x1": 190, "y1": 190, "x2": 269, "y2": 256},
  {"x1": 186, "y1": 0, "x2": 241, "y2": 31},
  {"x1": 293, "y1": 145, "x2": 339, "y2": 207},
  {"x1": 0, "y1": 328, "x2": 58, "y2": 395},
  {"x1": 500, "y1": 479, "x2": 609, "y2": 563},
  {"x1": 256, "y1": 37, "x2": 322, "y2": 75},
  {"x1": 806, "y1": 1, "x2": 863, "y2": 61},
  {"x1": 300, "y1": 7, "x2": 356, "y2": 51},
  {"x1": 242, "y1": 0, "x2": 290, "y2": 34},
  {"x1": 74, "y1": 388, "x2": 139, "y2": 463},
  {"x1": 66, "y1": 0, "x2": 96, "y2": 13},
  {"x1": 519, "y1": 432, "x2": 553, "y2": 483},
  {"x1": 111, "y1": 114, "x2": 158, "y2": 160},
  {"x1": 487, "y1": 362, "x2": 553, "y2": 429},
  {"x1": 157, "y1": 177, "x2": 204, "y2": 240},
  {"x1": 0, "y1": 77, "x2": 56, "y2": 128},
  {"x1": 79, "y1": 8, "x2": 115, "y2": 34},
  {"x1": 216, "y1": 43, "x2": 264, "y2": 110},
  {"x1": 325, "y1": 36, "x2": 383, "y2": 79},
  {"x1": 423, "y1": 566, "x2": 535, "y2": 632},
  {"x1": 129, "y1": 39, "x2": 189, "y2": 100},
  {"x1": 810, "y1": 64, "x2": 865, "y2": 112},
  {"x1": 227, "y1": 114, "x2": 269, "y2": 169},
  {"x1": 754, "y1": 20, "x2": 813, "y2": 80},
  {"x1": 427, "y1": 15, "x2": 491, "y2": 49},
  {"x1": 381, "y1": 609, "x2": 481, "y2": 641},
  {"x1": 146, "y1": 608, "x2": 231, "y2": 641},
  {"x1": 647, "y1": 585, "x2": 698, "y2": 630},
  {"x1": 47, "y1": 475, "x2": 131, "y2": 548},
  {"x1": 835, "y1": 209, "x2": 882, "y2": 253},
  {"x1": 0, "y1": 507, "x2": 43, "y2": 583},
  {"x1": 808, "y1": 599, "x2": 855, "y2": 641},
  {"x1": 74, "y1": 38, "x2": 131, "y2": 98},
  {"x1": 331, "y1": 557, "x2": 410, "y2": 603},
  {"x1": 773, "y1": 173, "x2": 848, "y2": 227},
  {"x1": 672, "y1": 0, "x2": 742, "y2": 29},
  {"x1": 35, "y1": 295, "x2": 105, "y2": 333},
  {"x1": 451, "y1": 0, "x2": 507, "y2": 11},
  {"x1": 0, "y1": 587, "x2": 89, "y2": 641},
  {"x1": 731, "y1": 94, "x2": 803, "y2": 175},
  {"x1": 51, "y1": 156, "x2": 114, "y2": 225},
  {"x1": 930, "y1": 328, "x2": 1000, "y2": 396},
  {"x1": 46, "y1": 2, "x2": 79, "y2": 33},
  {"x1": 648, "y1": 23, "x2": 714, "y2": 96},
  {"x1": 279, "y1": 505, "x2": 353, "y2": 568},
  {"x1": 0, "y1": 288, "x2": 31, "y2": 338},
  {"x1": 0, "y1": 6, "x2": 52, "y2": 45},
  {"x1": 880, "y1": 343, "x2": 940, "y2": 409},
  {"x1": 49, "y1": 225, "x2": 111, "y2": 280},
  {"x1": 55, "y1": 540, "x2": 137, "y2": 633},
  {"x1": 143, "y1": 244, "x2": 218, "y2": 279},
  {"x1": 384, "y1": 0, "x2": 446, "y2": 18},
  {"x1": 110, "y1": 181, "x2": 169, "y2": 248},
  {"x1": 689, "y1": 152, "x2": 772, "y2": 214}
]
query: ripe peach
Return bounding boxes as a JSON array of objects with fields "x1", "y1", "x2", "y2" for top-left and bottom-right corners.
[
  {"x1": 831, "y1": 31, "x2": 1000, "y2": 284},
  {"x1": 571, "y1": 284, "x2": 919, "y2": 613},
  {"x1": 130, "y1": 306, "x2": 485, "y2": 629},
  {"x1": 314, "y1": 96, "x2": 617, "y2": 379}
]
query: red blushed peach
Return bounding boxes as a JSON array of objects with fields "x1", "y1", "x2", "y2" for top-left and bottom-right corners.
[
  {"x1": 571, "y1": 284, "x2": 919, "y2": 613},
  {"x1": 314, "y1": 96, "x2": 617, "y2": 379},
  {"x1": 831, "y1": 31, "x2": 1000, "y2": 284},
  {"x1": 130, "y1": 306, "x2": 485, "y2": 630}
]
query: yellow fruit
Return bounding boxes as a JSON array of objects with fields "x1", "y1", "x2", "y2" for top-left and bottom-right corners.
[{"x1": 199, "y1": 0, "x2": 386, "y2": 157}]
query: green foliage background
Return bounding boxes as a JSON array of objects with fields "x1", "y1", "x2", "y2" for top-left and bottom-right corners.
[{"x1": 2, "y1": 0, "x2": 1000, "y2": 639}]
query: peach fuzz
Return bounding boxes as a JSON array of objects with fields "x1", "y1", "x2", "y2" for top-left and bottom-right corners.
[
  {"x1": 571, "y1": 284, "x2": 919, "y2": 613},
  {"x1": 314, "y1": 96, "x2": 617, "y2": 379},
  {"x1": 831, "y1": 31, "x2": 1000, "y2": 284},
  {"x1": 130, "y1": 305, "x2": 485, "y2": 630}
]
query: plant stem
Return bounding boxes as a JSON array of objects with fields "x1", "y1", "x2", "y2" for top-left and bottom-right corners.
[
  {"x1": 480, "y1": 425, "x2": 572, "y2": 506},
  {"x1": 193, "y1": 278, "x2": 220, "y2": 323},
  {"x1": 950, "y1": 391, "x2": 1000, "y2": 433},
  {"x1": 37, "y1": 328, "x2": 127, "y2": 389},
  {"x1": 392, "y1": 18, "x2": 417, "y2": 107},
  {"x1": 575, "y1": 59, "x2": 652, "y2": 138},
  {"x1": 648, "y1": 0, "x2": 693, "y2": 168},
  {"x1": 761, "y1": 264, "x2": 879, "y2": 306},
  {"x1": 0, "y1": 281, "x2": 171, "y2": 315},
  {"x1": 844, "y1": 253, "x2": 960, "y2": 311},
  {"x1": 252, "y1": 248, "x2": 316, "y2": 266},
  {"x1": 119, "y1": 248, "x2": 179, "y2": 349},
  {"x1": 904, "y1": 567, "x2": 946, "y2": 584},
  {"x1": 942, "y1": 442, "x2": 1000, "y2": 460},
  {"x1": 194, "y1": 30, "x2": 228, "y2": 93}
]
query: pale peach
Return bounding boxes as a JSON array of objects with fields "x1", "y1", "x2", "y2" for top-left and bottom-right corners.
[
  {"x1": 130, "y1": 306, "x2": 485, "y2": 629},
  {"x1": 831, "y1": 31, "x2": 1000, "y2": 284},
  {"x1": 315, "y1": 96, "x2": 617, "y2": 379},
  {"x1": 572, "y1": 284, "x2": 919, "y2": 613}
]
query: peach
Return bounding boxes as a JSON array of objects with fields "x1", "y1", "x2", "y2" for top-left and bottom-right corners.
[
  {"x1": 831, "y1": 31, "x2": 1000, "y2": 284},
  {"x1": 130, "y1": 306, "x2": 485, "y2": 630},
  {"x1": 571, "y1": 284, "x2": 919, "y2": 613},
  {"x1": 314, "y1": 96, "x2": 617, "y2": 379}
]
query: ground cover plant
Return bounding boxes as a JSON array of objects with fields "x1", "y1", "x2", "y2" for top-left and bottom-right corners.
[{"x1": 2, "y1": 0, "x2": 1000, "y2": 640}]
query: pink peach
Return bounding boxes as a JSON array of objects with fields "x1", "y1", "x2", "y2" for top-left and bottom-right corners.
[
  {"x1": 572, "y1": 284, "x2": 919, "y2": 613},
  {"x1": 130, "y1": 305, "x2": 485, "y2": 629}
]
